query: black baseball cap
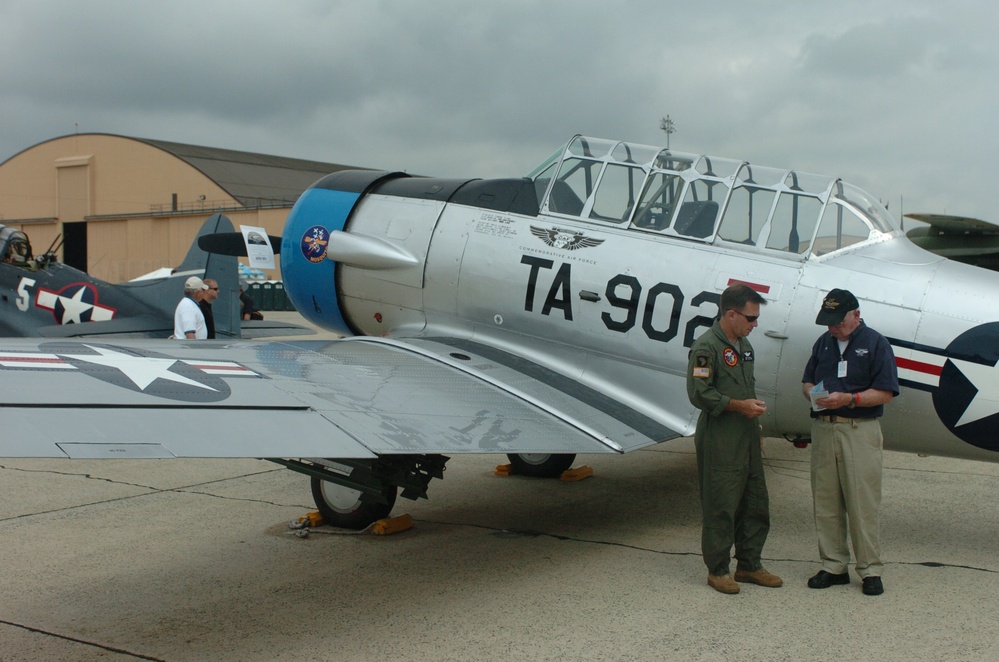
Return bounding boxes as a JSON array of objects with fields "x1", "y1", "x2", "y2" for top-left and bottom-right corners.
[{"x1": 815, "y1": 288, "x2": 859, "y2": 325}]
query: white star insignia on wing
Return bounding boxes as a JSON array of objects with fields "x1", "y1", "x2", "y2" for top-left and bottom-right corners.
[{"x1": 72, "y1": 345, "x2": 217, "y2": 392}]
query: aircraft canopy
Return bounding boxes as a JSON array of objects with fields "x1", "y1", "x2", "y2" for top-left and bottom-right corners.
[
  {"x1": 528, "y1": 136, "x2": 901, "y2": 261},
  {"x1": 0, "y1": 225, "x2": 32, "y2": 264}
]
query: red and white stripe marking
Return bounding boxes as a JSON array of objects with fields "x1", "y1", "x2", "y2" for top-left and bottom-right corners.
[
  {"x1": 0, "y1": 352, "x2": 258, "y2": 377},
  {"x1": 893, "y1": 345, "x2": 946, "y2": 388},
  {"x1": 181, "y1": 360, "x2": 258, "y2": 376}
]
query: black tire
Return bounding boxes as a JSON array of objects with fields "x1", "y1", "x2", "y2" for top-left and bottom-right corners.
[
  {"x1": 506, "y1": 453, "x2": 576, "y2": 478},
  {"x1": 310, "y1": 477, "x2": 397, "y2": 530}
]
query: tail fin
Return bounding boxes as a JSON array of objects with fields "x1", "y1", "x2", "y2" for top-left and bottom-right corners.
[
  {"x1": 119, "y1": 214, "x2": 241, "y2": 337},
  {"x1": 196, "y1": 214, "x2": 240, "y2": 338}
]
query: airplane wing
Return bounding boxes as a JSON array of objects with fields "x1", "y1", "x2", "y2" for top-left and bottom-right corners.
[
  {"x1": 238, "y1": 320, "x2": 317, "y2": 339},
  {"x1": 197, "y1": 232, "x2": 284, "y2": 256},
  {"x1": 0, "y1": 336, "x2": 678, "y2": 460},
  {"x1": 33, "y1": 315, "x2": 315, "y2": 339},
  {"x1": 905, "y1": 213, "x2": 999, "y2": 259},
  {"x1": 35, "y1": 316, "x2": 173, "y2": 339},
  {"x1": 904, "y1": 213, "x2": 999, "y2": 234}
]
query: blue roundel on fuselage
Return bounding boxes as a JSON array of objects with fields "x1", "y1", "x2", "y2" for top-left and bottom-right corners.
[
  {"x1": 932, "y1": 322, "x2": 999, "y2": 452},
  {"x1": 281, "y1": 187, "x2": 359, "y2": 336}
]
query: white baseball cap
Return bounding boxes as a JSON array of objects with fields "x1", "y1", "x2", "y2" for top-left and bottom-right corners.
[{"x1": 185, "y1": 276, "x2": 209, "y2": 291}]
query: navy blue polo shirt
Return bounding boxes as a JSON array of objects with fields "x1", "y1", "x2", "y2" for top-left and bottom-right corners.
[{"x1": 802, "y1": 321, "x2": 899, "y2": 418}]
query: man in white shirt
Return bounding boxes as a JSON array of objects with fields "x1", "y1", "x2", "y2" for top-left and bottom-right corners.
[{"x1": 173, "y1": 276, "x2": 209, "y2": 339}]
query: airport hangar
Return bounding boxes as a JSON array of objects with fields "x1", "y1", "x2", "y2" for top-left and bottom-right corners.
[{"x1": 0, "y1": 133, "x2": 362, "y2": 282}]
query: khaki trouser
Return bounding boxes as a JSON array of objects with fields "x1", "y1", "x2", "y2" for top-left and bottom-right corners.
[{"x1": 810, "y1": 417, "x2": 884, "y2": 578}]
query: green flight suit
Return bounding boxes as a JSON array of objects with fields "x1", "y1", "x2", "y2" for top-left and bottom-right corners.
[{"x1": 686, "y1": 320, "x2": 770, "y2": 576}]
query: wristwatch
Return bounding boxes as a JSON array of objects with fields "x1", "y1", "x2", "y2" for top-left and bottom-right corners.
[{"x1": 848, "y1": 393, "x2": 859, "y2": 409}]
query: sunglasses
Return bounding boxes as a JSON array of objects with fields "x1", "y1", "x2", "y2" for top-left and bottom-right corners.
[
  {"x1": 733, "y1": 310, "x2": 759, "y2": 323},
  {"x1": 208, "y1": 287, "x2": 219, "y2": 291}
]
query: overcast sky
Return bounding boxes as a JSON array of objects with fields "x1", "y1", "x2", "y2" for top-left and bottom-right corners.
[{"x1": 2, "y1": 0, "x2": 997, "y2": 221}]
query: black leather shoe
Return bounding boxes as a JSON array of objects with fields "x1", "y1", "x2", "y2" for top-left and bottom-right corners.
[
  {"x1": 807, "y1": 570, "x2": 850, "y2": 589},
  {"x1": 862, "y1": 576, "x2": 884, "y2": 596}
]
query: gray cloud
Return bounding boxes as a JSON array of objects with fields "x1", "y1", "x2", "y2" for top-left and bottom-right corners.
[{"x1": 2, "y1": 0, "x2": 998, "y2": 219}]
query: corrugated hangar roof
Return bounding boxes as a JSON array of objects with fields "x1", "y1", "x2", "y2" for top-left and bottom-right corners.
[{"x1": 138, "y1": 137, "x2": 361, "y2": 208}]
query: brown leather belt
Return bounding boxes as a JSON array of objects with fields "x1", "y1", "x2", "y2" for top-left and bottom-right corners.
[{"x1": 816, "y1": 415, "x2": 874, "y2": 424}]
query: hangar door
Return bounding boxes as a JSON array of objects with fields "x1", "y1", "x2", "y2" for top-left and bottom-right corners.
[{"x1": 56, "y1": 157, "x2": 91, "y2": 272}]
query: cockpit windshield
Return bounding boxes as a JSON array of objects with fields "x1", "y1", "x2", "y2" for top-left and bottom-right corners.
[
  {"x1": 0, "y1": 225, "x2": 32, "y2": 265},
  {"x1": 529, "y1": 135, "x2": 902, "y2": 259},
  {"x1": 830, "y1": 181, "x2": 894, "y2": 233}
]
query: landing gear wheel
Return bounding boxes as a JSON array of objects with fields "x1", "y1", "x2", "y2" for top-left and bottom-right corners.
[
  {"x1": 310, "y1": 477, "x2": 398, "y2": 530},
  {"x1": 506, "y1": 453, "x2": 576, "y2": 478}
]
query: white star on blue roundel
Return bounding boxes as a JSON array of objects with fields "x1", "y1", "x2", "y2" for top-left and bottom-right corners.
[{"x1": 932, "y1": 323, "x2": 999, "y2": 451}]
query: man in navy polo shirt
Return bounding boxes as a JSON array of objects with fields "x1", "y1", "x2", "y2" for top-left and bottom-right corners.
[{"x1": 802, "y1": 289, "x2": 899, "y2": 596}]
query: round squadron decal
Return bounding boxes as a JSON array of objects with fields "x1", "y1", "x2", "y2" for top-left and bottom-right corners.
[
  {"x1": 723, "y1": 348, "x2": 739, "y2": 366},
  {"x1": 301, "y1": 225, "x2": 330, "y2": 263}
]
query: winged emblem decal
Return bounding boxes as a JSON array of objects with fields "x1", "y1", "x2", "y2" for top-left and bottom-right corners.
[{"x1": 530, "y1": 226, "x2": 605, "y2": 250}]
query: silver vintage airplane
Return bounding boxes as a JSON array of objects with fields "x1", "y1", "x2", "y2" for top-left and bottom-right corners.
[{"x1": 2, "y1": 135, "x2": 998, "y2": 529}]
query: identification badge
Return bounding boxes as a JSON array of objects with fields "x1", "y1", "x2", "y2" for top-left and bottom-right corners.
[{"x1": 837, "y1": 360, "x2": 848, "y2": 378}]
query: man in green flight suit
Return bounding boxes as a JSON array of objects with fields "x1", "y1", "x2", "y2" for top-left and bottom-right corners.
[{"x1": 686, "y1": 283, "x2": 783, "y2": 594}]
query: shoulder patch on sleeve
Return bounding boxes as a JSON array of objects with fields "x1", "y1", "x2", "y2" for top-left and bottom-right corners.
[{"x1": 692, "y1": 352, "x2": 711, "y2": 378}]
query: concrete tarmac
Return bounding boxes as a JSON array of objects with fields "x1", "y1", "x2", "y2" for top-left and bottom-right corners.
[{"x1": 2, "y1": 314, "x2": 998, "y2": 660}]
